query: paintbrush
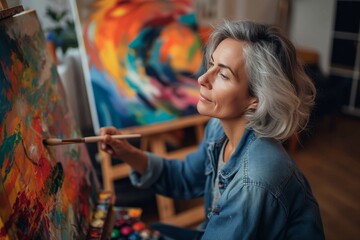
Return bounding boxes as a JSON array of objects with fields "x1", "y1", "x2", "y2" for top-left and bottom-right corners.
[{"x1": 43, "y1": 134, "x2": 141, "y2": 146}]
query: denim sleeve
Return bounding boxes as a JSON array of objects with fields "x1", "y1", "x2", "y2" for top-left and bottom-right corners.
[
  {"x1": 129, "y1": 125, "x2": 211, "y2": 199},
  {"x1": 129, "y1": 152, "x2": 164, "y2": 189},
  {"x1": 128, "y1": 147, "x2": 207, "y2": 199},
  {"x1": 129, "y1": 118, "x2": 218, "y2": 199},
  {"x1": 149, "y1": 140, "x2": 208, "y2": 199}
]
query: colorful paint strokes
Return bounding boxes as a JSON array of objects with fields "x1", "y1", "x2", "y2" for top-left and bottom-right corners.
[
  {"x1": 110, "y1": 207, "x2": 161, "y2": 240},
  {"x1": 73, "y1": 0, "x2": 204, "y2": 131},
  {"x1": 86, "y1": 191, "x2": 114, "y2": 240},
  {"x1": 0, "y1": 9, "x2": 99, "y2": 239}
]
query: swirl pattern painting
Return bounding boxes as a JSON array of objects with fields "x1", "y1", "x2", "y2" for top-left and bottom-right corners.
[{"x1": 72, "y1": 0, "x2": 204, "y2": 131}]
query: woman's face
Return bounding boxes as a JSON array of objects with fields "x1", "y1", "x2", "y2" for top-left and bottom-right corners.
[{"x1": 197, "y1": 38, "x2": 257, "y2": 120}]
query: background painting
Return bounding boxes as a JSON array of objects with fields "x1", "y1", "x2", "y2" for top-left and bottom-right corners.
[
  {"x1": 72, "y1": 0, "x2": 204, "y2": 132},
  {"x1": 0, "y1": 9, "x2": 99, "y2": 239}
]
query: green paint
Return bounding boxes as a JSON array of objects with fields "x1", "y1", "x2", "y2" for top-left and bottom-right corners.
[
  {"x1": 0, "y1": 124, "x2": 22, "y2": 183},
  {"x1": 51, "y1": 208, "x2": 66, "y2": 226},
  {"x1": 70, "y1": 148, "x2": 80, "y2": 161},
  {"x1": 44, "y1": 162, "x2": 64, "y2": 196},
  {"x1": 188, "y1": 36, "x2": 201, "y2": 62}
]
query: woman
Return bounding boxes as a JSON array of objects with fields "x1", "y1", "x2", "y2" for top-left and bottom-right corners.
[{"x1": 100, "y1": 20, "x2": 325, "y2": 239}]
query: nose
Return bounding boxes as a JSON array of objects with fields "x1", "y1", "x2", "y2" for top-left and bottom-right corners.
[{"x1": 198, "y1": 70, "x2": 212, "y2": 89}]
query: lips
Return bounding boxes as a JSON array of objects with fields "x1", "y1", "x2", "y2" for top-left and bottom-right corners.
[{"x1": 199, "y1": 93, "x2": 211, "y2": 102}]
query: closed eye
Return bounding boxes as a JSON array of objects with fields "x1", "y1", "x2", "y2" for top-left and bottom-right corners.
[
  {"x1": 210, "y1": 56, "x2": 237, "y2": 79},
  {"x1": 219, "y1": 73, "x2": 229, "y2": 80},
  {"x1": 209, "y1": 61, "x2": 229, "y2": 80}
]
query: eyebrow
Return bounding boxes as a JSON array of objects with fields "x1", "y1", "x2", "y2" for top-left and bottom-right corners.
[{"x1": 211, "y1": 56, "x2": 238, "y2": 79}]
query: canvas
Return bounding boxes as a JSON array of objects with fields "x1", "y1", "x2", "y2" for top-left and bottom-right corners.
[
  {"x1": 72, "y1": 0, "x2": 204, "y2": 132},
  {"x1": 0, "y1": 9, "x2": 99, "y2": 239}
]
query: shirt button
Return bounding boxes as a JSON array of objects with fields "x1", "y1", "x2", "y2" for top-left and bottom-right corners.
[{"x1": 219, "y1": 181, "x2": 224, "y2": 188}]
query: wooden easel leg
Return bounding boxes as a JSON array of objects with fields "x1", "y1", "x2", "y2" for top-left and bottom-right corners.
[
  {"x1": 150, "y1": 137, "x2": 177, "y2": 220},
  {"x1": 156, "y1": 195, "x2": 176, "y2": 220},
  {"x1": 0, "y1": 0, "x2": 8, "y2": 10},
  {"x1": 98, "y1": 147, "x2": 115, "y2": 192},
  {"x1": 195, "y1": 123, "x2": 205, "y2": 142}
]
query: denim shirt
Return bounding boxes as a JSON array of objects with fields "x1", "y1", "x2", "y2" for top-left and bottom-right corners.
[{"x1": 130, "y1": 118, "x2": 325, "y2": 239}]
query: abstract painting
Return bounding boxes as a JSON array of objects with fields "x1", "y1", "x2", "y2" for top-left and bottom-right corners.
[
  {"x1": 0, "y1": 9, "x2": 99, "y2": 239},
  {"x1": 72, "y1": 0, "x2": 204, "y2": 131}
]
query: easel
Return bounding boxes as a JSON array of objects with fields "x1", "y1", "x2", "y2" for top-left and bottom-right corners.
[
  {"x1": 98, "y1": 114, "x2": 209, "y2": 227},
  {"x1": 0, "y1": 0, "x2": 7, "y2": 9},
  {"x1": 0, "y1": 1, "x2": 23, "y2": 19},
  {"x1": 0, "y1": 4, "x2": 104, "y2": 238}
]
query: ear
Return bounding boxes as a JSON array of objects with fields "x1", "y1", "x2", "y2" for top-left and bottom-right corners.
[{"x1": 247, "y1": 97, "x2": 258, "y2": 111}]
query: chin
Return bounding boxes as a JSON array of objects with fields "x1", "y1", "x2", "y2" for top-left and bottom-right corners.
[
  {"x1": 196, "y1": 107, "x2": 210, "y2": 117},
  {"x1": 197, "y1": 103, "x2": 214, "y2": 117},
  {"x1": 196, "y1": 104, "x2": 205, "y2": 115}
]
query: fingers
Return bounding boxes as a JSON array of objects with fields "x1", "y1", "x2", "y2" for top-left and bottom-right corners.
[
  {"x1": 99, "y1": 126, "x2": 131, "y2": 159},
  {"x1": 99, "y1": 126, "x2": 118, "y2": 136},
  {"x1": 100, "y1": 142, "x2": 108, "y2": 152},
  {"x1": 103, "y1": 134, "x2": 114, "y2": 144},
  {"x1": 99, "y1": 126, "x2": 120, "y2": 144},
  {"x1": 100, "y1": 139, "x2": 113, "y2": 155},
  {"x1": 99, "y1": 126, "x2": 119, "y2": 154},
  {"x1": 104, "y1": 146, "x2": 114, "y2": 155}
]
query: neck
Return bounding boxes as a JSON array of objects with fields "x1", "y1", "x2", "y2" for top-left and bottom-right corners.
[{"x1": 220, "y1": 117, "x2": 248, "y2": 162}]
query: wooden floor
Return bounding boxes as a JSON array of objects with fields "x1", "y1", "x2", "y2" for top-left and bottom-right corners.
[{"x1": 291, "y1": 115, "x2": 360, "y2": 240}]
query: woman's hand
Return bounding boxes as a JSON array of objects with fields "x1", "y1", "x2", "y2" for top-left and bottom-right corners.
[
  {"x1": 99, "y1": 126, "x2": 125, "y2": 158},
  {"x1": 99, "y1": 126, "x2": 148, "y2": 174}
]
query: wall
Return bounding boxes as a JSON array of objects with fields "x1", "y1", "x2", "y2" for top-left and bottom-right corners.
[
  {"x1": 197, "y1": 0, "x2": 336, "y2": 75},
  {"x1": 18, "y1": 0, "x2": 72, "y2": 30},
  {"x1": 233, "y1": 0, "x2": 281, "y2": 26},
  {"x1": 289, "y1": 0, "x2": 336, "y2": 74}
]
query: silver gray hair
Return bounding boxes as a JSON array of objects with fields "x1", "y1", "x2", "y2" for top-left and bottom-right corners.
[{"x1": 205, "y1": 20, "x2": 316, "y2": 141}]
